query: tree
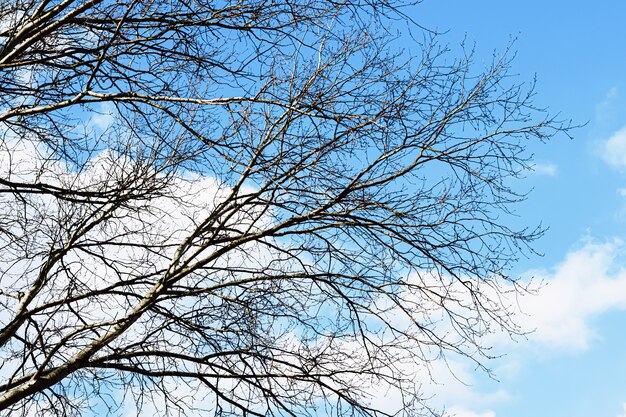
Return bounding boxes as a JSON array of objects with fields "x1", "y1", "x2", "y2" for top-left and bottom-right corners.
[{"x1": 0, "y1": 1, "x2": 568, "y2": 416}]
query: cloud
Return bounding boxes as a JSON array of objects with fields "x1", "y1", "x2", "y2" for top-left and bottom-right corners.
[
  {"x1": 601, "y1": 126, "x2": 626, "y2": 168},
  {"x1": 0, "y1": 138, "x2": 281, "y2": 403},
  {"x1": 514, "y1": 240, "x2": 626, "y2": 350},
  {"x1": 0, "y1": 10, "x2": 23, "y2": 34},
  {"x1": 445, "y1": 406, "x2": 496, "y2": 417},
  {"x1": 530, "y1": 162, "x2": 557, "y2": 176},
  {"x1": 90, "y1": 102, "x2": 116, "y2": 131},
  {"x1": 6, "y1": 134, "x2": 626, "y2": 415},
  {"x1": 363, "y1": 355, "x2": 510, "y2": 417},
  {"x1": 618, "y1": 403, "x2": 626, "y2": 417},
  {"x1": 366, "y1": 240, "x2": 626, "y2": 415},
  {"x1": 595, "y1": 87, "x2": 620, "y2": 126}
]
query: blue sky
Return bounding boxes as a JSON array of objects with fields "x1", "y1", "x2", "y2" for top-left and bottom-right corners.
[
  {"x1": 402, "y1": 1, "x2": 626, "y2": 417},
  {"x1": 1, "y1": 2, "x2": 623, "y2": 415}
]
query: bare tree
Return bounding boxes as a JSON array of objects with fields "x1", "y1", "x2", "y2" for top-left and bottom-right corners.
[{"x1": 0, "y1": 1, "x2": 569, "y2": 416}]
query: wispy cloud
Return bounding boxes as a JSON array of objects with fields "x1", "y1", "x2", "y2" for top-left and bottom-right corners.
[
  {"x1": 446, "y1": 406, "x2": 496, "y2": 417},
  {"x1": 515, "y1": 240, "x2": 626, "y2": 350},
  {"x1": 90, "y1": 102, "x2": 116, "y2": 131},
  {"x1": 595, "y1": 87, "x2": 620, "y2": 126},
  {"x1": 600, "y1": 126, "x2": 626, "y2": 168},
  {"x1": 530, "y1": 162, "x2": 558, "y2": 176}
]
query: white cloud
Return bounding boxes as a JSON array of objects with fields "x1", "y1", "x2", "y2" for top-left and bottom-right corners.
[
  {"x1": 445, "y1": 406, "x2": 496, "y2": 417},
  {"x1": 367, "y1": 240, "x2": 626, "y2": 414},
  {"x1": 601, "y1": 126, "x2": 626, "y2": 168},
  {"x1": 90, "y1": 102, "x2": 116, "y2": 131},
  {"x1": 7, "y1": 134, "x2": 626, "y2": 415},
  {"x1": 0, "y1": 138, "x2": 285, "y2": 412},
  {"x1": 530, "y1": 162, "x2": 557, "y2": 176},
  {"x1": 596, "y1": 87, "x2": 620, "y2": 126},
  {"x1": 618, "y1": 403, "x2": 626, "y2": 417},
  {"x1": 0, "y1": 9, "x2": 23, "y2": 34},
  {"x1": 364, "y1": 355, "x2": 509, "y2": 417},
  {"x1": 514, "y1": 240, "x2": 626, "y2": 350}
]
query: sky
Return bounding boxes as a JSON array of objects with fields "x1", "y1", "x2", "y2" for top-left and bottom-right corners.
[
  {"x1": 403, "y1": 1, "x2": 626, "y2": 417},
  {"x1": 57, "y1": 3, "x2": 626, "y2": 417},
  {"x1": 2, "y1": 2, "x2": 625, "y2": 416}
]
